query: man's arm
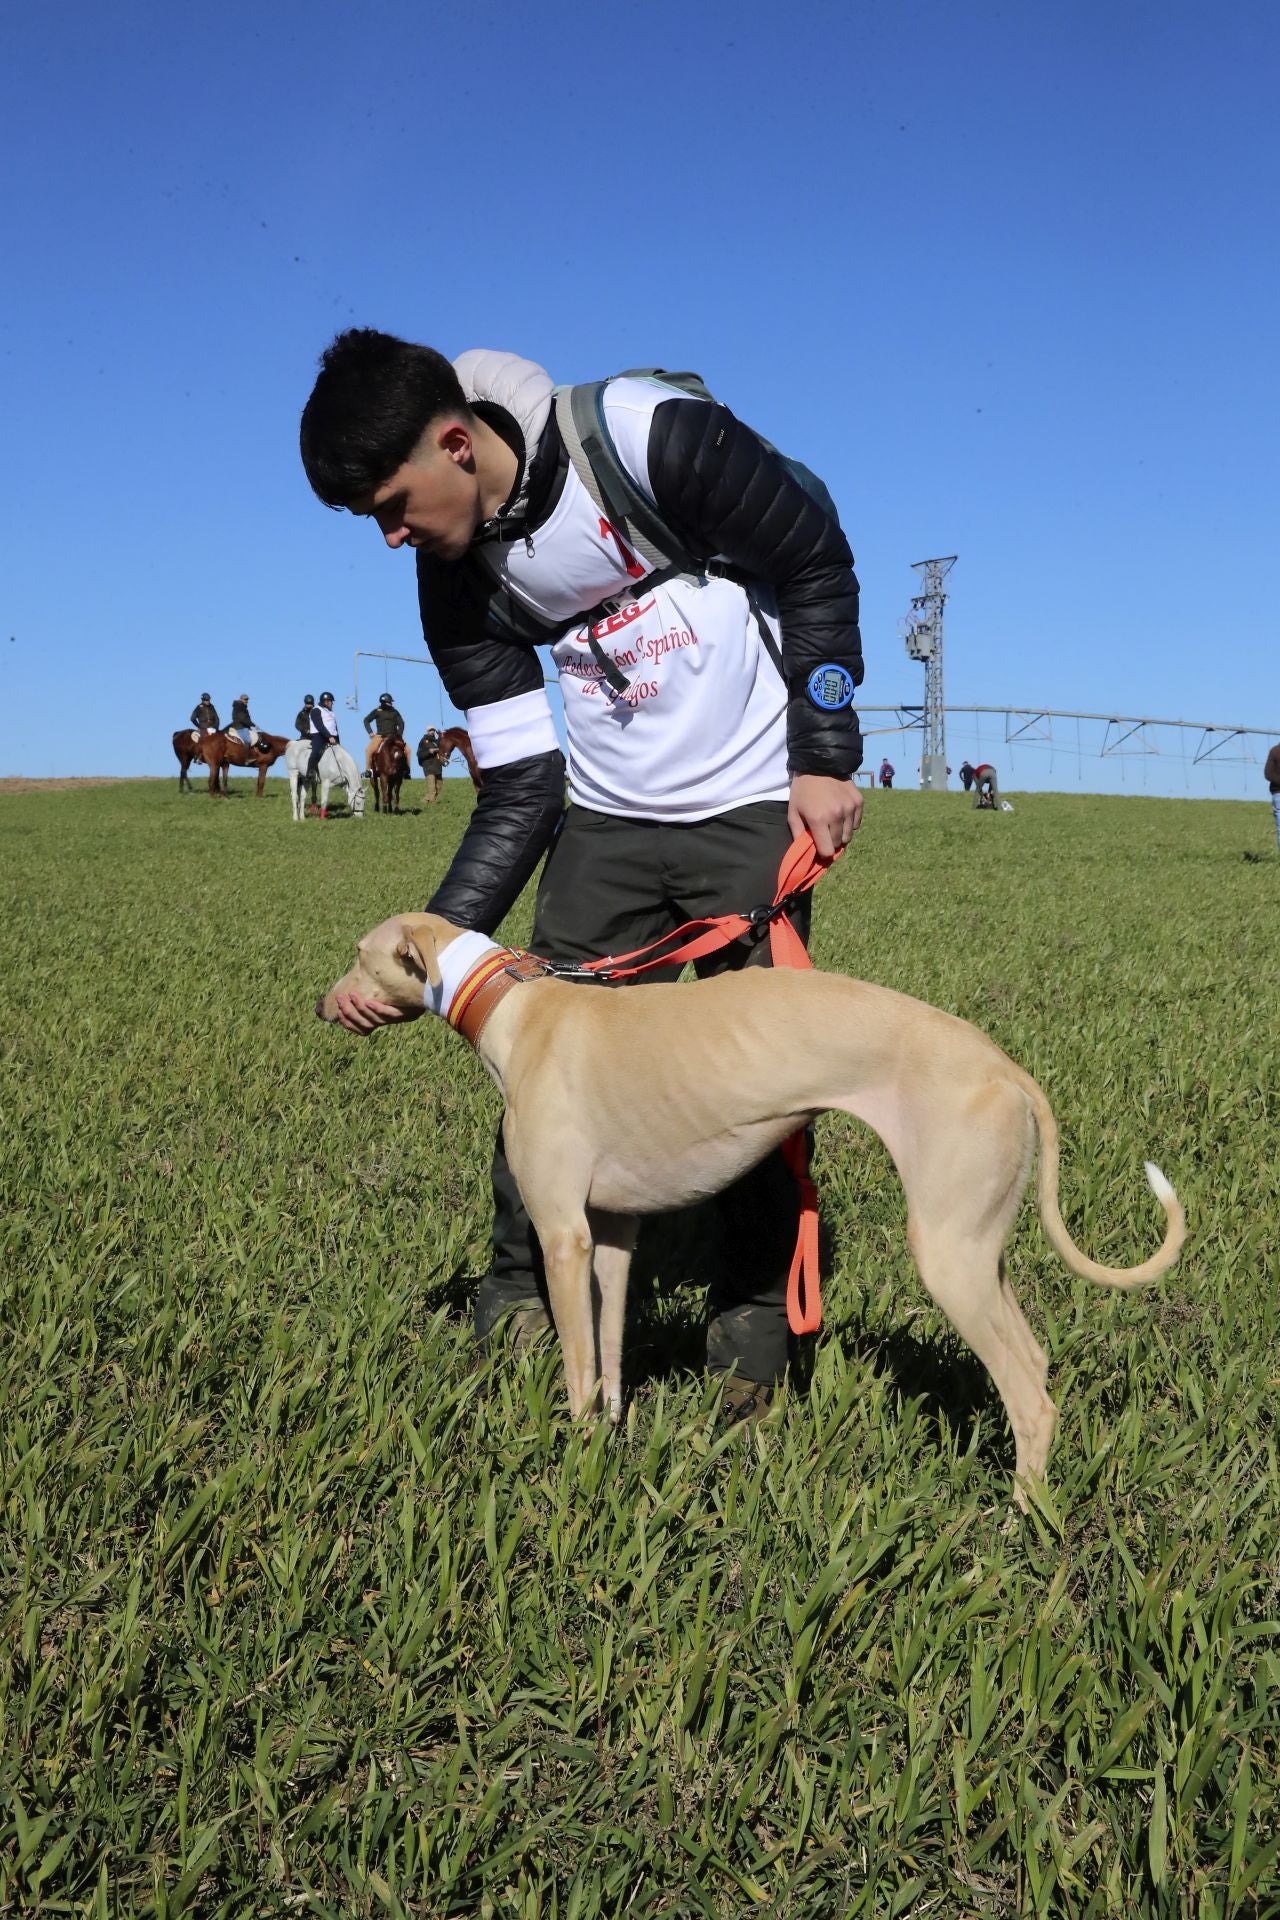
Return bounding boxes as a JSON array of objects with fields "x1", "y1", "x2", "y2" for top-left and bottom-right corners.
[
  {"x1": 645, "y1": 399, "x2": 863, "y2": 771},
  {"x1": 362, "y1": 707, "x2": 380, "y2": 734},
  {"x1": 417, "y1": 553, "x2": 564, "y2": 934}
]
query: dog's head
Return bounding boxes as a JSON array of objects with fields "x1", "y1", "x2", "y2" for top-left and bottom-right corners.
[{"x1": 315, "y1": 911, "x2": 462, "y2": 1023}]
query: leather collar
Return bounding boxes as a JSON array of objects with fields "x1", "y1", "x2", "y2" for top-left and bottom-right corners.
[{"x1": 447, "y1": 947, "x2": 549, "y2": 1050}]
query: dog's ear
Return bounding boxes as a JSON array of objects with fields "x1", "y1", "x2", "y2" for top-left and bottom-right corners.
[{"x1": 398, "y1": 923, "x2": 441, "y2": 989}]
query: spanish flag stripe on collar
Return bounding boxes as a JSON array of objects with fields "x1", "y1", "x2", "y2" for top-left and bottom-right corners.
[{"x1": 446, "y1": 950, "x2": 515, "y2": 1034}]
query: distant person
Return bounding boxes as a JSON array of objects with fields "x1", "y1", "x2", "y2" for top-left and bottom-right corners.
[
  {"x1": 1267, "y1": 740, "x2": 1280, "y2": 850},
  {"x1": 363, "y1": 691, "x2": 408, "y2": 777},
  {"x1": 959, "y1": 760, "x2": 975, "y2": 791},
  {"x1": 191, "y1": 692, "x2": 220, "y2": 733},
  {"x1": 295, "y1": 693, "x2": 316, "y2": 738},
  {"x1": 972, "y1": 763, "x2": 1000, "y2": 809},
  {"x1": 230, "y1": 693, "x2": 259, "y2": 748},
  {"x1": 418, "y1": 725, "x2": 445, "y2": 802},
  {"x1": 879, "y1": 758, "x2": 895, "y2": 789},
  {"x1": 305, "y1": 691, "x2": 340, "y2": 786}
]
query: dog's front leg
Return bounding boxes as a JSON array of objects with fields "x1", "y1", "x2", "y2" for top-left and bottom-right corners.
[
  {"x1": 537, "y1": 1216, "x2": 600, "y2": 1420},
  {"x1": 589, "y1": 1211, "x2": 638, "y2": 1423}
]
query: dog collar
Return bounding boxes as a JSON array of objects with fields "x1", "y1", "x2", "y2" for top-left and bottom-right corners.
[{"x1": 426, "y1": 933, "x2": 549, "y2": 1049}]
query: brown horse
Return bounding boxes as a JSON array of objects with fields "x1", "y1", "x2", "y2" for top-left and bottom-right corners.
[
  {"x1": 438, "y1": 726, "x2": 483, "y2": 790},
  {"x1": 199, "y1": 729, "x2": 290, "y2": 796},
  {"x1": 371, "y1": 734, "x2": 410, "y2": 813},
  {"x1": 172, "y1": 728, "x2": 217, "y2": 791}
]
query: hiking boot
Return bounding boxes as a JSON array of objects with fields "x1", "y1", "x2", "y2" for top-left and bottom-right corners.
[
  {"x1": 474, "y1": 1272, "x2": 554, "y2": 1356},
  {"x1": 715, "y1": 1374, "x2": 777, "y2": 1425}
]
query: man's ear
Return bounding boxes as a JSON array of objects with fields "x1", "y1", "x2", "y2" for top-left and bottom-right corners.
[{"x1": 398, "y1": 923, "x2": 441, "y2": 989}]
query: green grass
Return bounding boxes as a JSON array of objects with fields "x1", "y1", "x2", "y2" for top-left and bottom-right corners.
[{"x1": 1, "y1": 778, "x2": 1277, "y2": 1917}]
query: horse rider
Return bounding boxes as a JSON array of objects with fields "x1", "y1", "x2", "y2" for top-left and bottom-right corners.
[
  {"x1": 363, "y1": 691, "x2": 408, "y2": 778},
  {"x1": 295, "y1": 693, "x2": 316, "y2": 737},
  {"x1": 305, "y1": 690, "x2": 340, "y2": 786},
  {"x1": 230, "y1": 693, "x2": 261, "y2": 750},
  {"x1": 191, "y1": 692, "x2": 220, "y2": 737},
  {"x1": 417, "y1": 725, "x2": 445, "y2": 802}
]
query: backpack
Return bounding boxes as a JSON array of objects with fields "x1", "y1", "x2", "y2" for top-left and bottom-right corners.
[
  {"x1": 480, "y1": 370, "x2": 841, "y2": 694},
  {"x1": 553, "y1": 369, "x2": 841, "y2": 580}
]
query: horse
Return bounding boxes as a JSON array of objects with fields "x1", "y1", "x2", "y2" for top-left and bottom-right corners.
[
  {"x1": 199, "y1": 729, "x2": 290, "y2": 797},
  {"x1": 172, "y1": 728, "x2": 217, "y2": 791},
  {"x1": 438, "y1": 726, "x2": 483, "y2": 789},
  {"x1": 284, "y1": 741, "x2": 365, "y2": 821},
  {"x1": 371, "y1": 734, "x2": 410, "y2": 814}
]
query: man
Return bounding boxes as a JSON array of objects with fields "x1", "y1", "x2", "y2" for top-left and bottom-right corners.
[
  {"x1": 305, "y1": 691, "x2": 340, "y2": 786},
  {"x1": 363, "y1": 691, "x2": 409, "y2": 778},
  {"x1": 879, "y1": 758, "x2": 895, "y2": 789},
  {"x1": 959, "y1": 760, "x2": 975, "y2": 792},
  {"x1": 300, "y1": 331, "x2": 864, "y2": 1412},
  {"x1": 191, "y1": 692, "x2": 220, "y2": 733},
  {"x1": 418, "y1": 725, "x2": 445, "y2": 802},
  {"x1": 295, "y1": 693, "x2": 316, "y2": 738},
  {"x1": 1266, "y1": 741, "x2": 1280, "y2": 851},
  {"x1": 230, "y1": 693, "x2": 258, "y2": 748},
  {"x1": 972, "y1": 763, "x2": 999, "y2": 809}
]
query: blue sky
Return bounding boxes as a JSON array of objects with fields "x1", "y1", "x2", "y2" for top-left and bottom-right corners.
[{"x1": 2, "y1": 0, "x2": 1276, "y2": 796}]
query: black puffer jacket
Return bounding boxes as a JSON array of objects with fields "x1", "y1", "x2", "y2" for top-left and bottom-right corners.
[{"x1": 420, "y1": 391, "x2": 862, "y2": 934}]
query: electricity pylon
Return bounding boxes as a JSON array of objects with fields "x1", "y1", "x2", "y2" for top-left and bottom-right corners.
[{"x1": 902, "y1": 555, "x2": 957, "y2": 789}]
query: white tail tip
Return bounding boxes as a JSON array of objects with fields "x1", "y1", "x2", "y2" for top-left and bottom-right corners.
[{"x1": 1145, "y1": 1161, "x2": 1176, "y2": 1206}]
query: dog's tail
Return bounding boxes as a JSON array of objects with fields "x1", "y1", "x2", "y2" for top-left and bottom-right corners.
[{"x1": 1023, "y1": 1079, "x2": 1186, "y2": 1288}]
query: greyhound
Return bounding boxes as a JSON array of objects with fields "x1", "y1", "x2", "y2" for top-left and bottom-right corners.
[{"x1": 318, "y1": 914, "x2": 1185, "y2": 1505}]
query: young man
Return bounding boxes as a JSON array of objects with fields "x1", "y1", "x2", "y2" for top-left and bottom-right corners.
[
  {"x1": 300, "y1": 331, "x2": 865, "y2": 1409},
  {"x1": 295, "y1": 694, "x2": 316, "y2": 738},
  {"x1": 191, "y1": 693, "x2": 220, "y2": 733}
]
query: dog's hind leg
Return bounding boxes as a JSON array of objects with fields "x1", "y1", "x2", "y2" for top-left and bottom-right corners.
[
  {"x1": 589, "y1": 1211, "x2": 638, "y2": 1423},
  {"x1": 900, "y1": 1086, "x2": 1057, "y2": 1505},
  {"x1": 908, "y1": 1220, "x2": 1058, "y2": 1506}
]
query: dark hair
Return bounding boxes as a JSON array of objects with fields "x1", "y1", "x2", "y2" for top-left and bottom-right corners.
[{"x1": 299, "y1": 329, "x2": 471, "y2": 508}]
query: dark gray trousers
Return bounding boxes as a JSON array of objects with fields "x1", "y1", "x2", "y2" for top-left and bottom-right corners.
[{"x1": 476, "y1": 801, "x2": 812, "y2": 1385}]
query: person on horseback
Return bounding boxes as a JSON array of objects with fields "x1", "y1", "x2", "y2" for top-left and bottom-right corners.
[
  {"x1": 191, "y1": 692, "x2": 219, "y2": 735},
  {"x1": 295, "y1": 693, "x2": 316, "y2": 737},
  {"x1": 230, "y1": 694, "x2": 260, "y2": 750},
  {"x1": 306, "y1": 691, "x2": 340, "y2": 785},
  {"x1": 363, "y1": 691, "x2": 408, "y2": 778}
]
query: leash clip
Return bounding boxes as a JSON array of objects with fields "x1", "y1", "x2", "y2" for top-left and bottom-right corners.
[
  {"x1": 746, "y1": 890, "x2": 803, "y2": 941},
  {"x1": 539, "y1": 959, "x2": 618, "y2": 984}
]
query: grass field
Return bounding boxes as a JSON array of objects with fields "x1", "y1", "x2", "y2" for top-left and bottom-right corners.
[{"x1": 2, "y1": 778, "x2": 1277, "y2": 1917}]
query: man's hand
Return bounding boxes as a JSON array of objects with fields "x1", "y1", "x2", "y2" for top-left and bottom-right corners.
[
  {"x1": 788, "y1": 773, "x2": 863, "y2": 858},
  {"x1": 333, "y1": 990, "x2": 413, "y2": 1035}
]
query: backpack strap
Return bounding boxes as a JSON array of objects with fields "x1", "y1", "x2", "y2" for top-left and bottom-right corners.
[{"x1": 554, "y1": 380, "x2": 705, "y2": 578}]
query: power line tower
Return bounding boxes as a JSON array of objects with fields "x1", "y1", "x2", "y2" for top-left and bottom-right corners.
[{"x1": 901, "y1": 554, "x2": 957, "y2": 790}]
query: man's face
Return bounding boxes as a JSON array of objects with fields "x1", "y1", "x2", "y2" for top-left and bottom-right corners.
[{"x1": 353, "y1": 422, "x2": 481, "y2": 562}]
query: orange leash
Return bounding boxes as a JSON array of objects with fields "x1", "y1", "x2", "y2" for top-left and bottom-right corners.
[{"x1": 565, "y1": 831, "x2": 840, "y2": 1335}]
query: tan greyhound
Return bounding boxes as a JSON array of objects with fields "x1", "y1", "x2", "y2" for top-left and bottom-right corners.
[{"x1": 318, "y1": 913, "x2": 1185, "y2": 1505}]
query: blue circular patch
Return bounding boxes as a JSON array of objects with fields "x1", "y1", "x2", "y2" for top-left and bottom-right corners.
[{"x1": 806, "y1": 664, "x2": 855, "y2": 712}]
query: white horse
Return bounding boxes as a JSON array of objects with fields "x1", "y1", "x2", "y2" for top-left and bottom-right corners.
[{"x1": 284, "y1": 741, "x2": 366, "y2": 821}]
